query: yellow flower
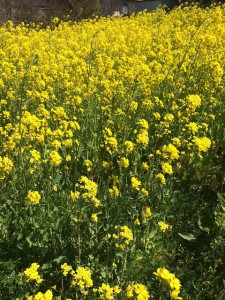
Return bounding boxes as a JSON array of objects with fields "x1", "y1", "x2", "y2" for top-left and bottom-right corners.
[
  {"x1": 162, "y1": 144, "x2": 179, "y2": 160},
  {"x1": 102, "y1": 161, "x2": 111, "y2": 168},
  {"x1": 141, "y1": 188, "x2": 149, "y2": 196},
  {"x1": 70, "y1": 191, "x2": 80, "y2": 201},
  {"x1": 0, "y1": 156, "x2": 13, "y2": 180},
  {"x1": 129, "y1": 101, "x2": 138, "y2": 111},
  {"x1": 141, "y1": 162, "x2": 149, "y2": 170},
  {"x1": 153, "y1": 267, "x2": 174, "y2": 283},
  {"x1": 98, "y1": 283, "x2": 114, "y2": 300},
  {"x1": 131, "y1": 177, "x2": 141, "y2": 190},
  {"x1": 24, "y1": 263, "x2": 43, "y2": 284},
  {"x1": 134, "y1": 218, "x2": 141, "y2": 225},
  {"x1": 49, "y1": 150, "x2": 62, "y2": 166},
  {"x1": 156, "y1": 173, "x2": 166, "y2": 185},
  {"x1": 142, "y1": 206, "x2": 152, "y2": 219},
  {"x1": 171, "y1": 137, "x2": 181, "y2": 147},
  {"x1": 71, "y1": 266, "x2": 93, "y2": 292},
  {"x1": 164, "y1": 113, "x2": 174, "y2": 122},
  {"x1": 73, "y1": 216, "x2": 79, "y2": 223},
  {"x1": 113, "y1": 285, "x2": 121, "y2": 294},
  {"x1": 186, "y1": 122, "x2": 198, "y2": 134},
  {"x1": 186, "y1": 94, "x2": 201, "y2": 111},
  {"x1": 105, "y1": 136, "x2": 118, "y2": 154},
  {"x1": 158, "y1": 221, "x2": 172, "y2": 233},
  {"x1": 114, "y1": 225, "x2": 133, "y2": 249},
  {"x1": 111, "y1": 175, "x2": 119, "y2": 185},
  {"x1": 78, "y1": 176, "x2": 98, "y2": 200},
  {"x1": 118, "y1": 157, "x2": 129, "y2": 168},
  {"x1": 61, "y1": 263, "x2": 73, "y2": 276},
  {"x1": 51, "y1": 139, "x2": 61, "y2": 149},
  {"x1": 137, "y1": 118, "x2": 149, "y2": 129},
  {"x1": 171, "y1": 289, "x2": 183, "y2": 299},
  {"x1": 30, "y1": 150, "x2": 41, "y2": 164},
  {"x1": 126, "y1": 282, "x2": 149, "y2": 299},
  {"x1": 124, "y1": 141, "x2": 134, "y2": 153},
  {"x1": 91, "y1": 214, "x2": 98, "y2": 223},
  {"x1": 119, "y1": 225, "x2": 133, "y2": 245},
  {"x1": 136, "y1": 129, "x2": 149, "y2": 148},
  {"x1": 154, "y1": 267, "x2": 182, "y2": 299},
  {"x1": 32, "y1": 290, "x2": 53, "y2": 300},
  {"x1": 161, "y1": 162, "x2": 173, "y2": 175},
  {"x1": 193, "y1": 137, "x2": 211, "y2": 152},
  {"x1": 109, "y1": 185, "x2": 119, "y2": 198},
  {"x1": 26, "y1": 190, "x2": 41, "y2": 205},
  {"x1": 83, "y1": 159, "x2": 93, "y2": 171},
  {"x1": 66, "y1": 154, "x2": 71, "y2": 161}
]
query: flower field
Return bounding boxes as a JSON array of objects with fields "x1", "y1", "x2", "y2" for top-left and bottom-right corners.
[{"x1": 1, "y1": 4, "x2": 225, "y2": 299}]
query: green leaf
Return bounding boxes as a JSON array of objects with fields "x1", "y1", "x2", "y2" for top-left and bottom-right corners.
[
  {"x1": 53, "y1": 256, "x2": 65, "y2": 264},
  {"x1": 149, "y1": 228, "x2": 157, "y2": 239},
  {"x1": 26, "y1": 236, "x2": 35, "y2": 247},
  {"x1": 178, "y1": 232, "x2": 196, "y2": 241},
  {"x1": 100, "y1": 270, "x2": 107, "y2": 278},
  {"x1": 53, "y1": 174, "x2": 62, "y2": 184},
  {"x1": 217, "y1": 194, "x2": 225, "y2": 207},
  {"x1": 198, "y1": 212, "x2": 214, "y2": 233},
  {"x1": 22, "y1": 97, "x2": 32, "y2": 106}
]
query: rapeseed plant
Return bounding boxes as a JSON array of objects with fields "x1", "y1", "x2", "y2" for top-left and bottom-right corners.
[{"x1": 1, "y1": 4, "x2": 225, "y2": 299}]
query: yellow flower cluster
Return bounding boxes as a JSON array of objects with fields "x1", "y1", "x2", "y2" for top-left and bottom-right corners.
[
  {"x1": 27, "y1": 290, "x2": 53, "y2": 300},
  {"x1": 142, "y1": 206, "x2": 152, "y2": 219},
  {"x1": 114, "y1": 225, "x2": 133, "y2": 250},
  {"x1": 24, "y1": 263, "x2": 43, "y2": 284},
  {"x1": 118, "y1": 157, "x2": 129, "y2": 168},
  {"x1": 156, "y1": 173, "x2": 166, "y2": 185},
  {"x1": 94, "y1": 283, "x2": 121, "y2": 299},
  {"x1": 26, "y1": 190, "x2": 41, "y2": 205},
  {"x1": 131, "y1": 177, "x2": 142, "y2": 191},
  {"x1": 61, "y1": 262, "x2": 73, "y2": 276},
  {"x1": 193, "y1": 137, "x2": 211, "y2": 153},
  {"x1": 103, "y1": 128, "x2": 118, "y2": 155},
  {"x1": 186, "y1": 94, "x2": 201, "y2": 111},
  {"x1": 49, "y1": 150, "x2": 62, "y2": 167},
  {"x1": 61, "y1": 264, "x2": 93, "y2": 295},
  {"x1": 126, "y1": 282, "x2": 150, "y2": 300},
  {"x1": 71, "y1": 266, "x2": 93, "y2": 294},
  {"x1": 154, "y1": 267, "x2": 182, "y2": 299},
  {"x1": 0, "y1": 155, "x2": 13, "y2": 180},
  {"x1": 83, "y1": 159, "x2": 93, "y2": 171},
  {"x1": 75, "y1": 176, "x2": 100, "y2": 207},
  {"x1": 158, "y1": 221, "x2": 172, "y2": 233}
]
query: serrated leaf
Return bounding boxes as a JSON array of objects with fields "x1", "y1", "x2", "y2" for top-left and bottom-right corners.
[{"x1": 178, "y1": 232, "x2": 196, "y2": 241}]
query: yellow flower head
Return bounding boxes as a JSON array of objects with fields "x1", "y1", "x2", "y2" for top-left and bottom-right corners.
[
  {"x1": 131, "y1": 177, "x2": 141, "y2": 190},
  {"x1": 193, "y1": 137, "x2": 211, "y2": 152},
  {"x1": 26, "y1": 190, "x2": 41, "y2": 205},
  {"x1": 24, "y1": 263, "x2": 43, "y2": 284},
  {"x1": 126, "y1": 282, "x2": 149, "y2": 299},
  {"x1": 91, "y1": 214, "x2": 98, "y2": 223}
]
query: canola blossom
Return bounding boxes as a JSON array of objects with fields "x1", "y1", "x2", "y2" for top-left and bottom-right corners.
[{"x1": 154, "y1": 267, "x2": 182, "y2": 299}]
